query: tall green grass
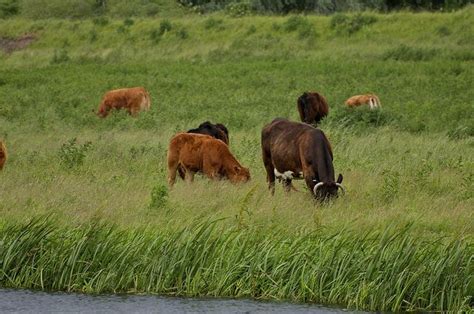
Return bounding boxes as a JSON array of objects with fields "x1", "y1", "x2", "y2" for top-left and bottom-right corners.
[{"x1": 0, "y1": 217, "x2": 472, "y2": 311}]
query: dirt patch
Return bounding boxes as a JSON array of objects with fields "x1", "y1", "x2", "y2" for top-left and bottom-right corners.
[{"x1": 0, "y1": 33, "x2": 36, "y2": 54}]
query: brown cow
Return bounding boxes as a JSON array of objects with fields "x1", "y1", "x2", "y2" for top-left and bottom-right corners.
[
  {"x1": 0, "y1": 140, "x2": 7, "y2": 171},
  {"x1": 96, "y1": 87, "x2": 151, "y2": 118},
  {"x1": 167, "y1": 133, "x2": 250, "y2": 186},
  {"x1": 345, "y1": 94, "x2": 381, "y2": 109},
  {"x1": 261, "y1": 118, "x2": 344, "y2": 200},
  {"x1": 297, "y1": 92, "x2": 329, "y2": 125}
]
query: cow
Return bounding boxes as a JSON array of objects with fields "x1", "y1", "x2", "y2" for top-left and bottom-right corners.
[
  {"x1": 187, "y1": 121, "x2": 229, "y2": 145},
  {"x1": 261, "y1": 118, "x2": 344, "y2": 200},
  {"x1": 297, "y1": 92, "x2": 329, "y2": 125},
  {"x1": 0, "y1": 140, "x2": 7, "y2": 171},
  {"x1": 167, "y1": 133, "x2": 250, "y2": 186},
  {"x1": 345, "y1": 94, "x2": 381, "y2": 109},
  {"x1": 96, "y1": 87, "x2": 151, "y2": 118}
]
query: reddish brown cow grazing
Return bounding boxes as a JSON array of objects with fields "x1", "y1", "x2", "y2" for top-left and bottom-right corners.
[
  {"x1": 297, "y1": 92, "x2": 329, "y2": 125},
  {"x1": 167, "y1": 133, "x2": 250, "y2": 186},
  {"x1": 96, "y1": 87, "x2": 151, "y2": 118},
  {"x1": 345, "y1": 94, "x2": 381, "y2": 109},
  {"x1": 0, "y1": 140, "x2": 7, "y2": 171},
  {"x1": 261, "y1": 118, "x2": 344, "y2": 200}
]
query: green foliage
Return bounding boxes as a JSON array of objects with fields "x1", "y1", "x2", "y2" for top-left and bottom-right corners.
[
  {"x1": 159, "y1": 19, "x2": 173, "y2": 34},
  {"x1": 176, "y1": 27, "x2": 189, "y2": 39},
  {"x1": 0, "y1": 0, "x2": 19, "y2": 18},
  {"x1": 203, "y1": 17, "x2": 225, "y2": 30},
  {"x1": 149, "y1": 183, "x2": 169, "y2": 209},
  {"x1": 225, "y1": 1, "x2": 252, "y2": 17},
  {"x1": 58, "y1": 138, "x2": 92, "y2": 169}
]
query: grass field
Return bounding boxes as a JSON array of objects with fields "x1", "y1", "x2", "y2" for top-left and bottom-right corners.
[{"x1": 0, "y1": 8, "x2": 473, "y2": 311}]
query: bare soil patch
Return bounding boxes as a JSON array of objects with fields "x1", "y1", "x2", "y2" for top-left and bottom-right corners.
[{"x1": 0, "y1": 33, "x2": 36, "y2": 54}]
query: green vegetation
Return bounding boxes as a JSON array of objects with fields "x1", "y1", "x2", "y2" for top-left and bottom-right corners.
[{"x1": 0, "y1": 8, "x2": 473, "y2": 312}]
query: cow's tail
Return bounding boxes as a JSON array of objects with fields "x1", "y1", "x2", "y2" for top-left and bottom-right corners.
[{"x1": 143, "y1": 90, "x2": 151, "y2": 110}]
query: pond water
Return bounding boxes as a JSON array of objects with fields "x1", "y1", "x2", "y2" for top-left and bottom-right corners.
[{"x1": 0, "y1": 289, "x2": 363, "y2": 313}]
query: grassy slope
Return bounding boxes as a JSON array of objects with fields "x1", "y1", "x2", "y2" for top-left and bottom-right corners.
[{"x1": 0, "y1": 9, "x2": 473, "y2": 311}]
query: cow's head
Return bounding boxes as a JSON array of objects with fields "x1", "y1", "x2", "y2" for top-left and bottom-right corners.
[
  {"x1": 231, "y1": 166, "x2": 251, "y2": 183},
  {"x1": 313, "y1": 174, "x2": 344, "y2": 200}
]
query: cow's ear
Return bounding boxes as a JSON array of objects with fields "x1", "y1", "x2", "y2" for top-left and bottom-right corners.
[
  {"x1": 234, "y1": 165, "x2": 241, "y2": 173},
  {"x1": 337, "y1": 174, "x2": 343, "y2": 184}
]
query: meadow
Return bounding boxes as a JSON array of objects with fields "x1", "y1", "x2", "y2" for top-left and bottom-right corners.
[{"x1": 0, "y1": 7, "x2": 473, "y2": 311}]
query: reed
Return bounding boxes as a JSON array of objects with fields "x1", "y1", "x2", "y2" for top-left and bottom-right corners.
[{"x1": 0, "y1": 217, "x2": 472, "y2": 311}]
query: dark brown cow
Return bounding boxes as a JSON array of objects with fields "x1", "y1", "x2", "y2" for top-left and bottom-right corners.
[
  {"x1": 187, "y1": 121, "x2": 229, "y2": 145},
  {"x1": 297, "y1": 92, "x2": 329, "y2": 125},
  {"x1": 96, "y1": 87, "x2": 151, "y2": 118},
  {"x1": 0, "y1": 140, "x2": 7, "y2": 171},
  {"x1": 261, "y1": 118, "x2": 343, "y2": 200},
  {"x1": 167, "y1": 133, "x2": 250, "y2": 186}
]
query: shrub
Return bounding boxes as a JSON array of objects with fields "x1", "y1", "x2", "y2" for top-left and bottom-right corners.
[
  {"x1": 58, "y1": 138, "x2": 92, "y2": 169},
  {"x1": 149, "y1": 183, "x2": 168, "y2": 209},
  {"x1": 225, "y1": 1, "x2": 251, "y2": 17},
  {"x1": 203, "y1": 17, "x2": 225, "y2": 30},
  {"x1": 0, "y1": 0, "x2": 19, "y2": 18},
  {"x1": 159, "y1": 20, "x2": 172, "y2": 35}
]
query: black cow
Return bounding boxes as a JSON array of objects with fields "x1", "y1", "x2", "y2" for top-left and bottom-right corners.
[
  {"x1": 261, "y1": 118, "x2": 344, "y2": 200},
  {"x1": 188, "y1": 121, "x2": 229, "y2": 145}
]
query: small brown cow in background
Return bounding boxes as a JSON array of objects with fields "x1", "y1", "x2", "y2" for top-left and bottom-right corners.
[
  {"x1": 96, "y1": 87, "x2": 151, "y2": 118},
  {"x1": 297, "y1": 92, "x2": 329, "y2": 125},
  {"x1": 345, "y1": 94, "x2": 381, "y2": 109},
  {"x1": 0, "y1": 140, "x2": 7, "y2": 171},
  {"x1": 167, "y1": 133, "x2": 250, "y2": 186}
]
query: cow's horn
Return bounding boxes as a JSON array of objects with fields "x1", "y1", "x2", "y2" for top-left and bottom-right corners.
[
  {"x1": 336, "y1": 183, "x2": 345, "y2": 194},
  {"x1": 313, "y1": 182, "x2": 324, "y2": 195}
]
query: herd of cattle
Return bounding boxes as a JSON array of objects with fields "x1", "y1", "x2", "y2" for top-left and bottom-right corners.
[{"x1": 0, "y1": 87, "x2": 380, "y2": 200}]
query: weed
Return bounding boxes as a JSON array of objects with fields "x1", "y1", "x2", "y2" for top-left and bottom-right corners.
[
  {"x1": 58, "y1": 138, "x2": 92, "y2": 169},
  {"x1": 149, "y1": 183, "x2": 168, "y2": 209}
]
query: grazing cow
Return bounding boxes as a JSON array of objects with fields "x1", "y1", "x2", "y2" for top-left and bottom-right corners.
[
  {"x1": 261, "y1": 118, "x2": 344, "y2": 200},
  {"x1": 96, "y1": 87, "x2": 151, "y2": 118},
  {"x1": 167, "y1": 133, "x2": 250, "y2": 186},
  {"x1": 0, "y1": 140, "x2": 7, "y2": 171},
  {"x1": 345, "y1": 94, "x2": 381, "y2": 109},
  {"x1": 187, "y1": 121, "x2": 229, "y2": 145},
  {"x1": 297, "y1": 92, "x2": 329, "y2": 125}
]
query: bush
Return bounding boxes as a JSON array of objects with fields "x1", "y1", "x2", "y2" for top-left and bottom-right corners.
[
  {"x1": 0, "y1": 0, "x2": 19, "y2": 18},
  {"x1": 58, "y1": 138, "x2": 92, "y2": 169},
  {"x1": 225, "y1": 1, "x2": 251, "y2": 17},
  {"x1": 159, "y1": 20, "x2": 172, "y2": 35}
]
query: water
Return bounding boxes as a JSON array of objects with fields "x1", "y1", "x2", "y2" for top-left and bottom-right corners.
[{"x1": 0, "y1": 289, "x2": 360, "y2": 313}]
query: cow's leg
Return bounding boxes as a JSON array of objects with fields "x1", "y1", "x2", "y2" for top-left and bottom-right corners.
[
  {"x1": 262, "y1": 148, "x2": 275, "y2": 195},
  {"x1": 177, "y1": 165, "x2": 186, "y2": 180},
  {"x1": 167, "y1": 154, "x2": 179, "y2": 187},
  {"x1": 185, "y1": 170, "x2": 195, "y2": 183}
]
